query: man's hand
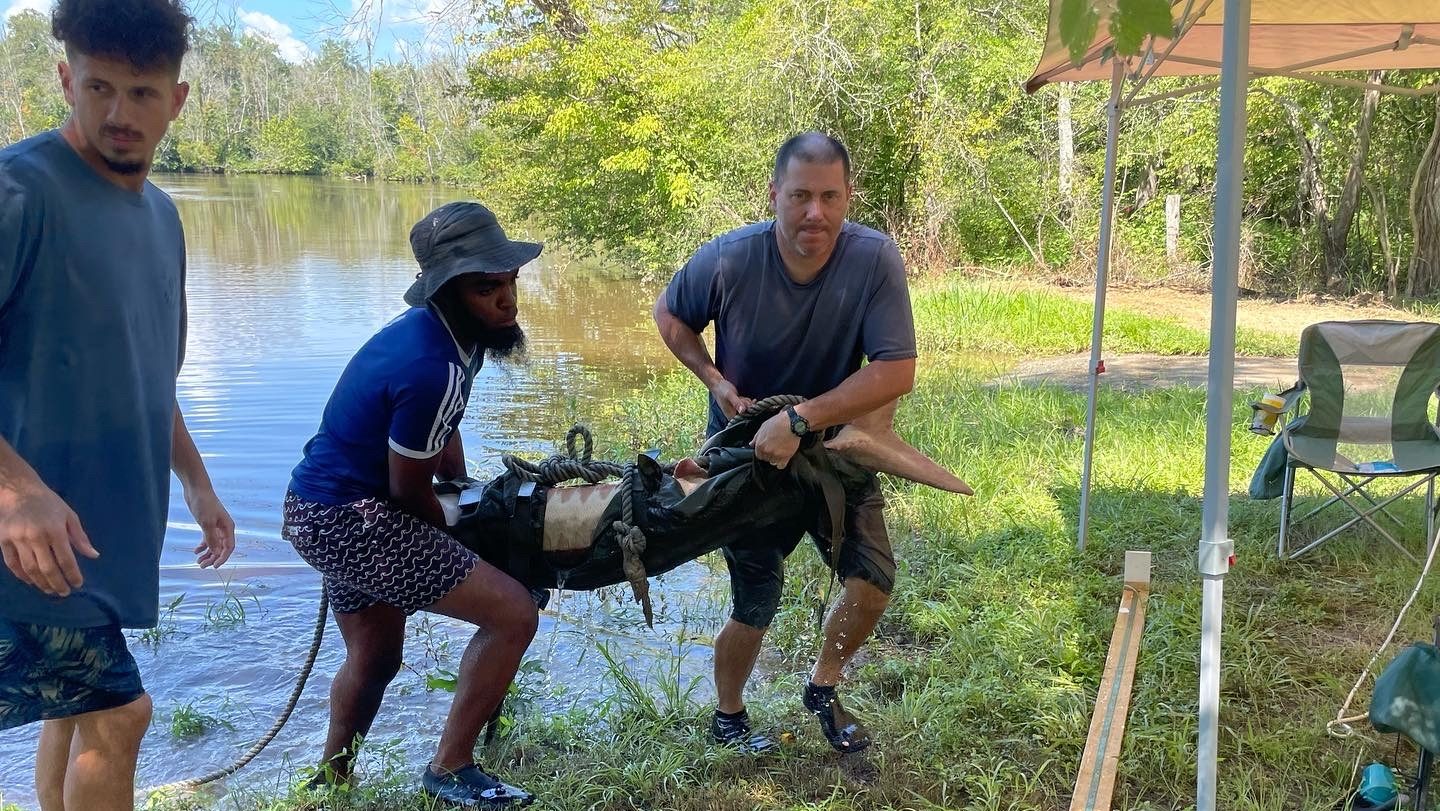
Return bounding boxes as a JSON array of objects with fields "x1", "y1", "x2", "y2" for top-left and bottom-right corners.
[
  {"x1": 709, "y1": 378, "x2": 754, "y2": 421},
  {"x1": 0, "y1": 483, "x2": 98, "y2": 597},
  {"x1": 751, "y1": 411, "x2": 802, "y2": 470},
  {"x1": 184, "y1": 487, "x2": 235, "y2": 569}
]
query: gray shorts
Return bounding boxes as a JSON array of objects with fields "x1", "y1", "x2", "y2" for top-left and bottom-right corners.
[
  {"x1": 282, "y1": 491, "x2": 478, "y2": 614},
  {"x1": 724, "y1": 476, "x2": 895, "y2": 629}
]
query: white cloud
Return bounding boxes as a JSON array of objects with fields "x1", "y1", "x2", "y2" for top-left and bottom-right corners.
[
  {"x1": 4, "y1": 0, "x2": 50, "y2": 20},
  {"x1": 238, "y1": 9, "x2": 312, "y2": 63}
]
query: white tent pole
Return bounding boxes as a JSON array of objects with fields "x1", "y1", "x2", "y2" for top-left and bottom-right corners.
[
  {"x1": 1077, "y1": 58, "x2": 1125, "y2": 552},
  {"x1": 1197, "y1": 0, "x2": 1249, "y2": 807}
]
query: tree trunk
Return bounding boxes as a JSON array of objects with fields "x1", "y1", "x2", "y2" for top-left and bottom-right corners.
[
  {"x1": 1058, "y1": 83, "x2": 1075, "y2": 208},
  {"x1": 1262, "y1": 87, "x2": 1327, "y2": 288},
  {"x1": 1407, "y1": 97, "x2": 1440, "y2": 298},
  {"x1": 1320, "y1": 70, "x2": 1383, "y2": 291},
  {"x1": 1368, "y1": 180, "x2": 1397, "y2": 300},
  {"x1": 1132, "y1": 163, "x2": 1158, "y2": 212}
]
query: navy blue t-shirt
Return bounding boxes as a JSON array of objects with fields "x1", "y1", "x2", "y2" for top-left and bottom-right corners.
[
  {"x1": 664, "y1": 220, "x2": 917, "y2": 435},
  {"x1": 0, "y1": 131, "x2": 186, "y2": 629},
  {"x1": 289, "y1": 306, "x2": 481, "y2": 505}
]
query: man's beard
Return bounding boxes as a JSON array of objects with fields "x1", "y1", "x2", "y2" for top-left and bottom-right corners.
[
  {"x1": 101, "y1": 154, "x2": 147, "y2": 175},
  {"x1": 98, "y1": 127, "x2": 148, "y2": 175},
  {"x1": 481, "y1": 324, "x2": 526, "y2": 361}
]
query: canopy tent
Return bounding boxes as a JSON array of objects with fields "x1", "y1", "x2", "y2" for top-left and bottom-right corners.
[
  {"x1": 1029, "y1": 2, "x2": 1440, "y2": 93},
  {"x1": 1025, "y1": 3, "x2": 1440, "y2": 809}
]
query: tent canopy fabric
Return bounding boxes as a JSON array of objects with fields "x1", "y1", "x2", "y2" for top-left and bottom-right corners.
[{"x1": 1027, "y1": 0, "x2": 1440, "y2": 92}]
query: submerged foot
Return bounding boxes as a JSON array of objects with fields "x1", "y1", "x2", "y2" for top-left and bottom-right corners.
[{"x1": 301, "y1": 760, "x2": 353, "y2": 792}]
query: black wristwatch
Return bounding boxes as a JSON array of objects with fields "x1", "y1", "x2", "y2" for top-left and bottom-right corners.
[{"x1": 785, "y1": 405, "x2": 811, "y2": 437}]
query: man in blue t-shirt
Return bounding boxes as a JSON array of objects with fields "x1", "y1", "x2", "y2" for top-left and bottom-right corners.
[
  {"x1": 654, "y1": 132, "x2": 917, "y2": 755},
  {"x1": 0, "y1": 0, "x2": 236, "y2": 808},
  {"x1": 283, "y1": 202, "x2": 539, "y2": 807}
]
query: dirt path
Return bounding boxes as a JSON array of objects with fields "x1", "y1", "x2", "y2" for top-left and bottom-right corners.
[
  {"x1": 1000, "y1": 283, "x2": 1430, "y2": 391},
  {"x1": 997, "y1": 352, "x2": 1302, "y2": 392},
  {"x1": 1049, "y1": 283, "x2": 1408, "y2": 337}
]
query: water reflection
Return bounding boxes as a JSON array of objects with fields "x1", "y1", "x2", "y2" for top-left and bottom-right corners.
[{"x1": 0, "y1": 175, "x2": 717, "y2": 806}]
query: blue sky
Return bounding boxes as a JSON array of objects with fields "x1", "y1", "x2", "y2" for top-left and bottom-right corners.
[{"x1": 2, "y1": 0, "x2": 450, "y2": 62}]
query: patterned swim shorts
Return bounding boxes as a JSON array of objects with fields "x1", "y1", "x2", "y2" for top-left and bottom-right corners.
[
  {"x1": 281, "y1": 490, "x2": 477, "y2": 614},
  {"x1": 0, "y1": 619, "x2": 145, "y2": 730}
]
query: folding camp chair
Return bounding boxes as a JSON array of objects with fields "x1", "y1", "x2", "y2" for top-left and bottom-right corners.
[{"x1": 1273, "y1": 320, "x2": 1440, "y2": 562}]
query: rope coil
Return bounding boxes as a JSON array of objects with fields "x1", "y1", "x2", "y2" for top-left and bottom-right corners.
[{"x1": 501, "y1": 425, "x2": 660, "y2": 626}]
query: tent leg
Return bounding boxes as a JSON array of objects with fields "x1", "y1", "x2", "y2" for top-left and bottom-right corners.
[
  {"x1": 1078, "y1": 58, "x2": 1126, "y2": 552},
  {"x1": 1427, "y1": 477, "x2": 1435, "y2": 553},
  {"x1": 1278, "y1": 463, "x2": 1294, "y2": 558},
  {"x1": 1198, "y1": 0, "x2": 1251, "y2": 809}
]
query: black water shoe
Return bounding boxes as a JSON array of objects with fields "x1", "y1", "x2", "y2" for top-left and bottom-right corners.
[
  {"x1": 421, "y1": 764, "x2": 534, "y2": 808},
  {"x1": 803, "y1": 682, "x2": 871, "y2": 754},
  {"x1": 711, "y1": 708, "x2": 777, "y2": 753}
]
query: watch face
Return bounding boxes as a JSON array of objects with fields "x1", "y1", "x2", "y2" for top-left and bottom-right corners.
[{"x1": 789, "y1": 409, "x2": 809, "y2": 436}]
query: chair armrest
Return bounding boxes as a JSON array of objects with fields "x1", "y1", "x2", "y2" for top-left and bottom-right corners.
[{"x1": 1275, "y1": 382, "x2": 1306, "y2": 413}]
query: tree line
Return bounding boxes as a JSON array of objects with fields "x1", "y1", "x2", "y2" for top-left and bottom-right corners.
[{"x1": 3, "y1": 1, "x2": 1439, "y2": 295}]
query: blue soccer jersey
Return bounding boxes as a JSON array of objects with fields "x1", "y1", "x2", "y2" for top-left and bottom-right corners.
[{"x1": 289, "y1": 306, "x2": 481, "y2": 505}]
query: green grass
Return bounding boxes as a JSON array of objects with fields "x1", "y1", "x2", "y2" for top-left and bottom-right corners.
[
  {"x1": 151, "y1": 284, "x2": 1434, "y2": 810},
  {"x1": 202, "y1": 584, "x2": 263, "y2": 630},
  {"x1": 166, "y1": 700, "x2": 237, "y2": 741},
  {"x1": 914, "y1": 280, "x2": 1297, "y2": 358},
  {"x1": 134, "y1": 593, "x2": 186, "y2": 647}
]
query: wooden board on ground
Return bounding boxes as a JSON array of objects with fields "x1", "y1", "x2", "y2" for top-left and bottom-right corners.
[{"x1": 1071, "y1": 550, "x2": 1152, "y2": 811}]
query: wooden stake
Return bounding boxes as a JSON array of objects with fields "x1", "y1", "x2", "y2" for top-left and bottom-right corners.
[{"x1": 1071, "y1": 551, "x2": 1152, "y2": 811}]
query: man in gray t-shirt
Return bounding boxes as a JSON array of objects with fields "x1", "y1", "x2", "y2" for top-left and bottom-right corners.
[
  {"x1": 0, "y1": 0, "x2": 234, "y2": 806},
  {"x1": 654, "y1": 132, "x2": 917, "y2": 755}
]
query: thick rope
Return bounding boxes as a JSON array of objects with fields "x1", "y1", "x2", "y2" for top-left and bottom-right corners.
[
  {"x1": 727, "y1": 395, "x2": 807, "y2": 429},
  {"x1": 1328, "y1": 526, "x2": 1440, "y2": 740},
  {"x1": 502, "y1": 425, "x2": 657, "y2": 626},
  {"x1": 147, "y1": 587, "x2": 329, "y2": 794},
  {"x1": 616, "y1": 463, "x2": 653, "y2": 627}
]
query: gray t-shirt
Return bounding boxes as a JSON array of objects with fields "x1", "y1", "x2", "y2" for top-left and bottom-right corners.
[
  {"x1": 0, "y1": 131, "x2": 185, "y2": 629},
  {"x1": 665, "y1": 220, "x2": 917, "y2": 435}
]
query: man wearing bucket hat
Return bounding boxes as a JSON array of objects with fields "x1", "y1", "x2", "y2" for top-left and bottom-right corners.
[{"x1": 282, "y1": 202, "x2": 540, "y2": 807}]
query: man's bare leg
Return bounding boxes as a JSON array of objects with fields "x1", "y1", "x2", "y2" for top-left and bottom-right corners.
[
  {"x1": 36, "y1": 717, "x2": 77, "y2": 811},
  {"x1": 810, "y1": 578, "x2": 889, "y2": 686},
  {"x1": 62, "y1": 693, "x2": 152, "y2": 811},
  {"x1": 713, "y1": 619, "x2": 766, "y2": 714},
  {"x1": 424, "y1": 560, "x2": 538, "y2": 772},
  {"x1": 803, "y1": 578, "x2": 889, "y2": 754},
  {"x1": 315, "y1": 603, "x2": 407, "y2": 784}
]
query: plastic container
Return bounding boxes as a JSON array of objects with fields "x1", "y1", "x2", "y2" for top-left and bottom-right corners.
[
  {"x1": 1250, "y1": 393, "x2": 1286, "y2": 436},
  {"x1": 1358, "y1": 761, "x2": 1399, "y2": 807}
]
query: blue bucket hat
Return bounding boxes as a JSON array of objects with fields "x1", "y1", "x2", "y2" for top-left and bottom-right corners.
[{"x1": 404, "y1": 202, "x2": 543, "y2": 308}]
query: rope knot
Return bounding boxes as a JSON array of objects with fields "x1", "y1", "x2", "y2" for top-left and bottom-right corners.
[{"x1": 613, "y1": 519, "x2": 653, "y2": 627}]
